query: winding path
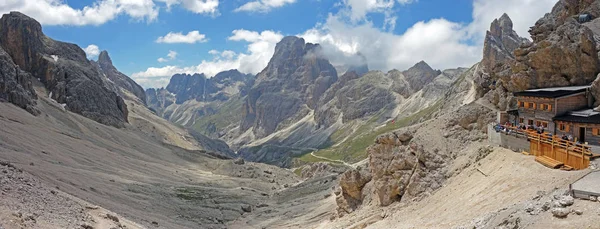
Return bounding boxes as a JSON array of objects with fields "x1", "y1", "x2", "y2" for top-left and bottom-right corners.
[{"x1": 309, "y1": 151, "x2": 352, "y2": 167}]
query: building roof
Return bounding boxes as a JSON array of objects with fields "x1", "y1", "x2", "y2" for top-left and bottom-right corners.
[
  {"x1": 553, "y1": 109, "x2": 600, "y2": 124},
  {"x1": 513, "y1": 85, "x2": 590, "y2": 98}
]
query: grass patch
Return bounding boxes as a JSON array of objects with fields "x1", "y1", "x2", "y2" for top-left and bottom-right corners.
[
  {"x1": 190, "y1": 96, "x2": 244, "y2": 135},
  {"x1": 302, "y1": 100, "x2": 443, "y2": 164}
]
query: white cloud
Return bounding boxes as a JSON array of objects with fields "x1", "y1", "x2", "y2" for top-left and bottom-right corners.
[
  {"x1": 156, "y1": 31, "x2": 208, "y2": 44},
  {"x1": 157, "y1": 50, "x2": 178, "y2": 62},
  {"x1": 300, "y1": 15, "x2": 480, "y2": 72},
  {"x1": 167, "y1": 50, "x2": 178, "y2": 59},
  {"x1": 155, "y1": 0, "x2": 219, "y2": 15},
  {"x1": 83, "y1": 44, "x2": 100, "y2": 59},
  {"x1": 133, "y1": 0, "x2": 559, "y2": 89},
  {"x1": 133, "y1": 29, "x2": 283, "y2": 88},
  {"x1": 234, "y1": 0, "x2": 296, "y2": 13},
  {"x1": 0, "y1": 0, "x2": 159, "y2": 26}
]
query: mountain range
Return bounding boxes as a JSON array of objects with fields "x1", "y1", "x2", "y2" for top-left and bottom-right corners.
[{"x1": 2, "y1": 0, "x2": 600, "y2": 228}]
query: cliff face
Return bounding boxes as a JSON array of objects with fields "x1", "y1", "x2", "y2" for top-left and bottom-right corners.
[
  {"x1": 0, "y1": 12, "x2": 128, "y2": 127},
  {"x1": 162, "y1": 70, "x2": 254, "y2": 104},
  {"x1": 0, "y1": 45, "x2": 38, "y2": 115},
  {"x1": 476, "y1": 2, "x2": 600, "y2": 111},
  {"x1": 240, "y1": 36, "x2": 338, "y2": 138},
  {"x1": 94, "y1": 51, "x2": 147, "y2": 105}
]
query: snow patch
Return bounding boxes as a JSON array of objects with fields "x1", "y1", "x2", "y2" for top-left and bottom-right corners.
[{"x1": 51, "y1": 55, "x2": 58, "y2": 62}]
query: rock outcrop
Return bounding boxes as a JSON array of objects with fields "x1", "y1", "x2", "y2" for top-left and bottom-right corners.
[
  {"x1": 477, "y1": 2, "x2": 600, "y2": 110},
  {"x1": 0, "y1": 12, "x2": 128, "y2": 127},
  {"x1": 240, "y1": 36, "x2": 338, "y2": 138},
  {"x1": 335, "y1": 104, "x2": 494, "y2": 214},
  {"x1": 0, "y1": 45, "x2": 39, "y2": 115},
  {"x1": 93, "y1": 51, "x2": 147, "y2": 104},
  {"x1": 474, "y1": 13, "x2": 530, "y2": 101},
  {"x1": 164, "y1": 70, "x2": 254, "y2": 104},
  {"x1": 336, "y1": 168, "x2": 371, "y2": 215}
]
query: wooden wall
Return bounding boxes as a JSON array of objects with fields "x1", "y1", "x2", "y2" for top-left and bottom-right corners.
[
  {"x1": 555, "y1": 121, "x2": 600, "y2": 145},
  {"x1": 556, "y1": 93, "x2": 588, "y2": 116}
]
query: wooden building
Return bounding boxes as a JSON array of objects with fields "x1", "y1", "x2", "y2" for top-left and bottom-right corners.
[{"x1": 512, "y1": 86, "x2": 600, "y2": 145}]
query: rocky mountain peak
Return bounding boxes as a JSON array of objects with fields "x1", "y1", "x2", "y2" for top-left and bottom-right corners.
[
  {"x1": 481, "y1": 13, "x2": 529, "y2": 72},
  {"x1": 0, "y1": 12, "x2": 132, "y2": 127},
  {"x1": 0, "y1": 12, "x2": 45, "y2": 69},
  {"x1": 402, "y1": 60, "x2": 441, "y2": 91},
  {"x1": 98, "y1": 50, "x2": 112, "y2": 66},
  {"x1": 241, "y1": 36, "x2": 337, "y2": 137}
]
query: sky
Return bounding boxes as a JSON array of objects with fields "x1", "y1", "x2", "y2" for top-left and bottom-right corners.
[{"x1": 0, "y1": 0, "x2": 558, "y2": 89}]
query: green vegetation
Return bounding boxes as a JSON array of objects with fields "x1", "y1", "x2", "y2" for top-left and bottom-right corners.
[
  {"x1": 298, "y1": 100, "x2": 443, "y2": 164},
  {"x1": 190, "y1": 96, "x2": 244, "y2": 135}
]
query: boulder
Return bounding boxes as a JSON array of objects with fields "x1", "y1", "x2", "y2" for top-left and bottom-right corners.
[
  {"x1": 339, "y1": 169, "x2": 371, "y2": 200},
  {"x1": 551, "y1": 207, "x2": 570, "y2": 218},
  {"x1": 559, "y1": 195, "x2": 575, "y2": 207}
]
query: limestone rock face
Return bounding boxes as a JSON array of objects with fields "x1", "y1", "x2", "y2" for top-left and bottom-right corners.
[
  {"x1": 164, "y1": 70, "x2": 254, "y2": 104},
  {"x1": 0, "y1": 12, "x2": 128, "y2": 127},
  {"x1": 509, "y1": 18, "x2": 599, "y2": 92},
  {"x1": 339, "y1": 169, "x2": 371, "y2": 200},
  {"x1": 475, "y1": 13, "x2": 530, "y2": 101},
  {"x1": 476, "y1": 3, "x2": 600, "y2": 110},
  {"x1": 336, "y1": 168, "x2": 371, "y2": 215},
  {"x1": 94, "y1": 51, "x2": 147, "y2": 104},
  {"x1": 0, "y1": 46, "x2": 38, "y2": 115},
  {"x1": 481, "y1": 13, "x2": 530, "y2": 72},
  {"x1": 368, "y1": 141, "x2": 446, "y2": 206},
  {"x1": 240, "y1": 36, "x2": 338, "y2": 138}
]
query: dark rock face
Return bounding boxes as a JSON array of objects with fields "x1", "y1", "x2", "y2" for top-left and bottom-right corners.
[
  {"x1": 93, "y1": 51, "x2": 147, "y2": 105},
  {"x1": 145, "y1": 87, "x2": 175, "y2": 115},
  {"x1": 164, "y1": 70, "x2": 254, "y2": 104},
  {"x1": 240, "y1": 36, "x2": 338, "y2": 138},
  {"x1": 0, "y1": 46, "x2": 39, "y2": 115},
  {"x1": 0, "y1": 12, "x2": 128, "y2": 127}
]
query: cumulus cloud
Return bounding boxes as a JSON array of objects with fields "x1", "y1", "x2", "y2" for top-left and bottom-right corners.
[
  {"x1": 300, "y1": 0, "x2": 557, "y2": 72},
  {"x1": 133, "y1": 29, "x2": 283, "y2": 88},
  {"x1": 156, "y1": 31, "x2": 208, "y2": 44},
  {"x1": 0, "y1": 0, "x2": 221, "y2": 26},
  {"x1": 0, "y1": 0, "x2": 159, "y2": 26},
  {"x1": 133, "y1": 0, "x2": 559, "y2": 88},
  {"x1": 234, "y1": 0, "x2": 296, "y2": 13},
  {"x1": 83, "y1": 44, "x2": 101, "y2": 59},
  {"x1": 169, "y1": 0, "x2": 219, "y2": 15},
  {"x1": 300, "y1": 15, "x2": 480, "y2": 72},
  {"x1": 157, "y1": 50, "x2": 178, "y2": 62}
]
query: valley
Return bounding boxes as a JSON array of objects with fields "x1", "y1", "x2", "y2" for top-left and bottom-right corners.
[{"x1": 2, "y1": 0, "x2": 600, "y2": 228}]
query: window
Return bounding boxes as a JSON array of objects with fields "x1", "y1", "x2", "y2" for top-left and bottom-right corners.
[
  {"x1": 539, "y1": 104, "x2": 546, "y2": 110},
  {"x1": 519, "y1": 118, "x2": 524, "y2": 124},
  {"x1": 531, "y1": 102, "x2": 536, "y2": 110},
  {"x1": 518, "y1": 101, "x2": 525, "y2": 108},
  {"x1": 547, "y1": 104, "x2": 553, "y2": 111},
  {"x1": 528, "y1": 120, "x2": 534, "y2": 125},
  {"x1": 559, "y1": 123, "x2": 570, "y2": 132},
  {"x1": 541, "y1": 121, "x2": 548, "y2": 128},
  {"x1": 594, "y1": 128, "x2": 600, "y2": 136}
]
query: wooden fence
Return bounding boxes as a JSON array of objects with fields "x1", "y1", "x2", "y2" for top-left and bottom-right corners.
[{"x1": 496, "y1": 124, "x2": 594, "y2": 170}]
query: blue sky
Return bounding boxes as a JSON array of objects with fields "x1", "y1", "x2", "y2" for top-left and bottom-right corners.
[{"x1": 1, "y1": 0, "x2": 558, "y2": 89}]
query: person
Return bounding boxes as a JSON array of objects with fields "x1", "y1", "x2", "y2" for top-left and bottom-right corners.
[
  {"x1": 562, "y1": 134, "x2": 568, "y2": 140},
  {"x1": 568, "y1": 135, "x2": 574, "y2": 141}
]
